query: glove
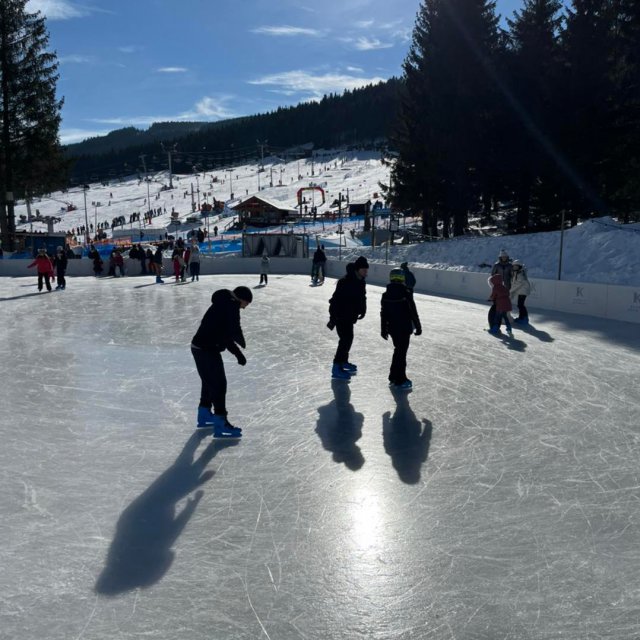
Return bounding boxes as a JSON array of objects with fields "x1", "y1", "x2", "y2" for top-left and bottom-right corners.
[
  {"x1": 357, "y1": 313, "x2": 366, "y2": 320},
  {"x1": 327, "y1": 319, "x2": 335, "y2": 331},
  {"x1": 414, "y1": 327, "x2": 422, "y2": 336},
  {"x1": 236, "y1": 352, "x2": 247, "y2": 366},
  {"x1": 236, "y1": 336, "x2": 246, "y2": 349},
  {"x1": 381, "y1": 331, "x2": 388, "y2": 340}
]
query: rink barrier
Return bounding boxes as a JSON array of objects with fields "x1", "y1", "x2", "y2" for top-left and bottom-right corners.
[{"x1": 2, "y1": 256, "x2": 639, "y2": 325}]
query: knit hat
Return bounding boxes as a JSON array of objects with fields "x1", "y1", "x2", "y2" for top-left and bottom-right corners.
[
  {"x1": 389, "y1": 268, "x2": 405, "y2": 283},
  {"x1": 400, "y1": 262, "x2": 408, "y2": 268},
  {"x1": 499, "y1": 249, "x2": 509, "y2": 259},
  {"x1": 233, "y1": 286, "x2": 253, "y2": 303},
  {"x1": 354, "y1": 256, "x2": 369, "y2": 270},
  {"x1": 512, "y1": 259, "x2": 523, "y2": 269}
]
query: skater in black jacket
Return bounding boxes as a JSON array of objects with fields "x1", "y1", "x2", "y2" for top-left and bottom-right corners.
[
  {"x1": 380, "y1": 268, "x2": 422, "y2": 390},
  {"x1": 191, "y1": 286, "x2": 252, "y2": 437},
  {"x1": 327, "y1": 255, "x2": 368, "y2": 379},
  {"x1": 54, "y1": 246, "x2": 68, "y2": 290}
]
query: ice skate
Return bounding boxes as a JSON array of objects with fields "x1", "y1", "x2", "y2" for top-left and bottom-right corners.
[{"x1": 331, "y1": 363, "x2": 351, "y2": 380}]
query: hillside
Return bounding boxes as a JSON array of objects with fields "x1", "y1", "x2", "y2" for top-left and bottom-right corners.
[{"x1": 14, "y1": 151, "x2": 640, "y2": 287}]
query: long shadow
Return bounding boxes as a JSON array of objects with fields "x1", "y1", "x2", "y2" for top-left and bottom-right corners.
[
  {"x1": 94, "y1": 432, "x2": 238, "y2": 596},
  {"x1": 132, "y1": 282, "x2": 162, "y2": 289},
  {"x1": 383, "y1": 390, "x2": 432, "y2": 484},
  {"x1": 516, "y1": 322, "x2": 554, "y2": 343},
  {"x1": 0, "y1": 291, "x2": 52, "y2": 301},
  {"x1": 315, "y1": 379, "x2": 365, "y2": 471}
]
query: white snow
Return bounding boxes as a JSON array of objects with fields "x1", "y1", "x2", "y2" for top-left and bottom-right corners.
[{"x1": 13, "y1": 149, "x2": 640, "y2": 286}]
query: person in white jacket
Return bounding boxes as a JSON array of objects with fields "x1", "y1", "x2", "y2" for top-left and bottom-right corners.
[
  {"x1": 510, "y1": 260, "x2": 531, "y2": 324},
  {"x1": 259, "y1": 251, "x2": 270, "y2": 286}
]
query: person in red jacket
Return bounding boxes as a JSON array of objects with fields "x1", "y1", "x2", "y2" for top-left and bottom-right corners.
[
  {"x1": 27, "y1": 248, "x2": 54, "y2": 292},
  {"x1": 488, "y1": 273, "x2": 513, "y2": 336}
]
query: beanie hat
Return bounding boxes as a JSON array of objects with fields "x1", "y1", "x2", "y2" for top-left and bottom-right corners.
[
  {"x1": 389, "y1": 268, "x2": 405, "y2": 283},
  {"x1": 354, "y1": 256, "x2": 369, "y2": 270},
  {"x1": 499, "y1": 249, "x2": 509, "y2": 258},
  {"x1": 233, "y1": 286, "x2": 253, "y2": 303},
  {"x1": 400, "y1": 262, "x2": 408, "y2": 268}
]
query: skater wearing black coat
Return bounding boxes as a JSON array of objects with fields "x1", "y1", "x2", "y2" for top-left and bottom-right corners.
[
  {"x1": 381, "y1": 268, "x2": 422, "y2": 389},
  {"x1": 327, "y1": 256, "x2": 368, "y2": 379},
  {"x1": 191, "y1": 286, "x2": 253, "y2": 437},
  {"x1": 54, "y1": 247, "x2": 68, "y2": 290}
]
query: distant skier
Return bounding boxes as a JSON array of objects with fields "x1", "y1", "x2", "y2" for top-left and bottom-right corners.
[
  {"x1": 327, "y1": 256, "x2": 368, "y2": 379},
  {"x1": 380, "y1": 268, "x2": 422, "y2": 390},
  {"x1": 191, "y1": 286, "x2": 253, "y2": 437}
]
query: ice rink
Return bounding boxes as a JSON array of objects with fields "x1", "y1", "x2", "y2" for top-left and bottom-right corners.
[{"x1": 1, "y1": 272, "x2": 639, "y2": 640}]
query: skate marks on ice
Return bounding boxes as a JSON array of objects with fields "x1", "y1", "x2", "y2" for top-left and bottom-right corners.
[
  {"x1": 94, "y1": 433, "x2": 238, "y2": 596},
  {"x1": 382, "y1": 389, "x2": 432, "y2": 484},
  {"x1": 315, "y1": 379, "x2": 365, "y2": 471}
]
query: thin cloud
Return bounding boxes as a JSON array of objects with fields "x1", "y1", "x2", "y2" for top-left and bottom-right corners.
[
  {"x1": 249, "y1": 70, "x2": 385, "y2": 99},
  {"x1": 26, "y1": 0, "x2": 113, "y2": 19},
  {"x1": 60, "y1": 127, "x2": 113, "y2": 144},
  {"x1": 118, "y1": 46, "x2": 140, "y2": 54},
  {"x1": 353, "y1": 37, "x2": 393, "y2": 51},
  {"x1": 58, "y1": 54, "x2": 93, "y2": 64},
  {"x1": 251, "y1": 25, "x2": 324, "y2": 37},
  {"x1": 89, "y1": 96, "x2": 237, "y2": 127},
  {"x1": 156, "y1": 67, "x2": 188, "y2": 73}
]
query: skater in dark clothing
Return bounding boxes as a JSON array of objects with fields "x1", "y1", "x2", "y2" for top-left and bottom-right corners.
[
  {"x1": 191, "y1": 286, "x2": 253, "y2": 437},
  {"x1": 89, "y1": 245, "x2": 103, "y2": 276},
  {"x1": 327, "y1": 255, "x2": 368, "y2": 379},
  {"x1": 400, "y1": 262, "x2": 416, "y2": 292},
  {"x1": 380, "y1": 268, "x2": 422, "y2": 389},
  {"x1": 311, "y1": 245, "x2": 327, "y2": 284},
  {"x1": 54, "y1": 246, "x2": 68, "y2": 289},
  {"x1": 153, "y1": 246, "x2": 164, "y2": 283}
]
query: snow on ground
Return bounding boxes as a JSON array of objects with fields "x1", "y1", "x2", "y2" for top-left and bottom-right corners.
[{"x1": 13, "y1": 150, "x2": 640, "y2": 286}]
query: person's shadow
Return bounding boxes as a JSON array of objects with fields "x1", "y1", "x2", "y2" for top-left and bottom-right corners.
[
  {"x1": 315, "y1": 379, "x2": 365, "y2": 471},
  {"x1": 383, "y1": 390, "x2": 432, "y2": 484},
  {"x1": 518, "y1": 322, "x2": 554, "y2": 342},
  {"x1": 94, "y1": 433, "x2": 238, "y2": 596}
]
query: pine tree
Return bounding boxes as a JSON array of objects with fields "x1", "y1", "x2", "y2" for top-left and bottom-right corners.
[
  {"x1": 390, "y1": 0, "x2": 503, "y2": 237},
  {"x1": 505, "y1": 0, "x2": 565, "y2": 231},
  {"x1": 0, "y1": 0, "x2": 66, "y2": 250}
]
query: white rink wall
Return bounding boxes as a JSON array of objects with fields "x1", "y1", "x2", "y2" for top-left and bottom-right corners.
[{"x1": 2, "y1": 256, "x2": 639, "y2": 324}]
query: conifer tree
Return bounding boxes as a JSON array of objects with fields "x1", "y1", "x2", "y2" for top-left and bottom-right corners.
[
  {"x1": 0, "y1": 0, "x2": 65, "y2": 250},
  {"x1": 390, "y1": 0, "x2": 503, "y2": 237}
]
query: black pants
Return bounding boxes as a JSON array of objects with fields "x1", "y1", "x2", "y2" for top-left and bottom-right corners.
[
  {"x1": 517, "y1": 295, "x2": 528, "y2": 319},
  {"x1": 488, "y1": 304, "x2": 496, "y2": 328},
  {"x1": 191, "y1": 346, "x2": 227, "y2": 416},
  {"x1": 389, "y1": 332, "x2": 411, "y2": 384},
  {"x1": 333, "y1": 321, "x2": 354, "y2": 364},
  {"x1": 56, "y1": 270, "x2": 66, "y2": 288},
  {"x1": 259, "y1": 273, "x2": 268, "y2": 284},
  {"x1": 190, "y1": 262, "x2": 200, "y2": 278},
  {"x1": 37, "y1": 273, "x2": 52, "y2": 291}
]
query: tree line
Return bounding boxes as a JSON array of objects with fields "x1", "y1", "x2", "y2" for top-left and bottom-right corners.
[{"x1": 388, "y1": 0, "x2": 640, "y2": 236}]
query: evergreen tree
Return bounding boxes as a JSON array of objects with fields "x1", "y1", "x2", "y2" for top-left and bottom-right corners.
[
  {"x1": 505, "y1": 0, "x2": 565, "y2": 231},
  {"x1": 0, "y1": 0, "x2": 65, "y2": 250},
  {"x1": 390, "y1": 0, "x2": 503, "y2": 237}
]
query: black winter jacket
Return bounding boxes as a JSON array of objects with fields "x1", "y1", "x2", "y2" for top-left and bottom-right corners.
[
  {"x1": 191, "y1": 289, "x2": 246, "y2": 356},
  {"x1": 329, "y1": 264, "x2": 366, "y2": 323},
  {"x1": 380, "y1": 282, "x2": 421, "y2": 336}
]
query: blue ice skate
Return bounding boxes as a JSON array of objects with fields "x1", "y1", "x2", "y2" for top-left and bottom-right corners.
[
  {"x1": 213, "y1": 422, "x2": 242, "y2": 438},
  {"x1": 331, "y1": 363, "x2": 351, "y2": 380},
  {"x1": 197, "y1": 407, "x2": 225, "y2": 429},
  {"x1": 391, "y1": 380, "x2": 413, "y2": 390},
  {"x1": 342, "y1": 362, "x2": 358, "y2": 373}
]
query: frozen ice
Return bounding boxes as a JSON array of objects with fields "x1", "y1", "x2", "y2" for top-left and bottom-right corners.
[{"x1": 1, "y1": 273, "x2": 639, "y2": 639}]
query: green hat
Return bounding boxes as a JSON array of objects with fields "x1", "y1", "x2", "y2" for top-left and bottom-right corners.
[{"x1": 389, "y1": 268, "x2": 405, "y2": 283}]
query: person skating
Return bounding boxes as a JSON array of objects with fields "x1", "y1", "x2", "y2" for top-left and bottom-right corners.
[
  {"x1": 191, "y1": 286, "x2": 253, "y2": 437},
  {"x1": 311, "y1": 245, "x2": 327, "y2": 284},
  {"x1": 400, "y1": 262, "x2": 416, "y2": 292},
  {"x1": 488, "y1": 249, "x2": 512, "y2": 327},
  {"x1": 510, "y1": 260, "x2": 531, "y2": 325},
  {"x1": 488, "y1": 274, "x2": 513, "y2": 335},
  {"x1": 27, "y1": 248, "x2": 54, "y2": 292},
  {"x1": 380, "y1": 268, "x2": 422, "y2": 390},
  {"x1": 187, "y1": 241, "x2": 201, "y2": 281},
  {"x1": 153, "y1": 246, "x2": 164, "y2": 283},
  {"x1": 327, "y1": 256, "x2": 368, "y2": 379},
  {"x1": 53, "y1": 246, "x2": 68, "y2": 290},
  {"x1": 259, "y1": 251, "x2": 270, "y2": 286}
]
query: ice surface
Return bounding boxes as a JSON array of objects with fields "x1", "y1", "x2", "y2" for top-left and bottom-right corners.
[{"x1": 1, "y1": 273, "x2": 639, "y2": 639}]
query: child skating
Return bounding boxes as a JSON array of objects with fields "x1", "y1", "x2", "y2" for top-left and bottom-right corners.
[{"x1": 488, "y1": 274, "x2": 513, "y2": 336}]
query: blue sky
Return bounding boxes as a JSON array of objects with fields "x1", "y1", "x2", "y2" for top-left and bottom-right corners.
[{"x1": 27, "y1": 0, "x2": 526, "y2": 144}]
